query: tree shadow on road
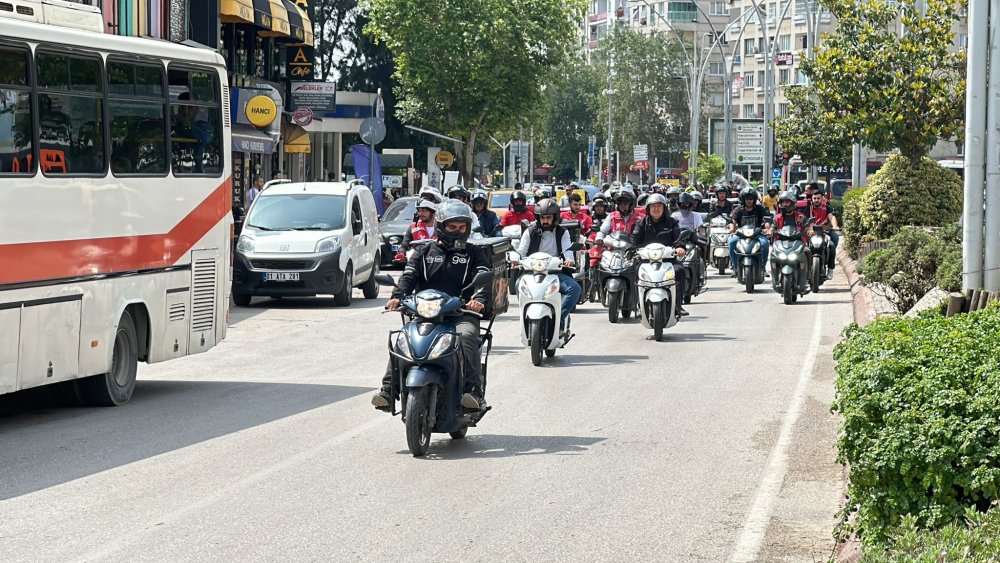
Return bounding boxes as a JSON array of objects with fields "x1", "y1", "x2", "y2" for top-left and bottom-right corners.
[
  {"x1": 0, "y1": 380, "x2": 369, "y2": 500},
  {"x1": 402, "y1": 433, "x2": 607, "y2": 459}
]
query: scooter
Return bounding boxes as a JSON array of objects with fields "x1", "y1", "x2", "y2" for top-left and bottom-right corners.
[
  {"x1": 733, "y1": 222, "x2": 766, "y2": 294},
  {"x1": 586, "y1": 220, "x2": 605, "y2": 303},
  {"x1": 375, "y1": 271, "x2": 494, "y2": 457},
  {"x1": 679, "y1": 232, "x2": 705, "y2": 304},
  {"x1": 599, "y1": 231, "x2": 639, "y2": 324},
  {"x1": 515, "y1": 246, "x2": 582, "y2": 366},
  {"x1": 808, "y1": 224, "x2": 831, "y2": 294},
  {"x1": 708, "y1": 214, "x2": 733, "y2": 275},
  {"x1": 501, "y1": 224, "x2": 525, "y2": 296},
  {"x1": 636, "y1": 243, "x2": 680, "y2": 341},
  {"x1": 770, "y1": 219, "x2": 815, "y2": 305}
]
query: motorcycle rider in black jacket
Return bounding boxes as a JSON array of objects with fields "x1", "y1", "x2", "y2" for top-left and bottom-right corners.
[{"x1": 631, "y1": 194, "x2": 690, "y2": 317}]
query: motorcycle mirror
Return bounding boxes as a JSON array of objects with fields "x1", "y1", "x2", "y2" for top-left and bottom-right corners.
[
  {"x1": 520, "y1": 219, "x2": 531, "y2": 228},
  {"x1": 678, "y1": 229, "x2": 692, "y2": 242},
  {"x1": 464, "y1": 271, "x2": 494, "y2": 292},
  {"x1": 472, "y1": 225, "x2": 483, "y2": 234},
  {"x1": 374, "y1": 274, "x2": 397, "y2": 287},
  {"x1": 569, "y1": 242, "x2": 584, "y2": 252}
]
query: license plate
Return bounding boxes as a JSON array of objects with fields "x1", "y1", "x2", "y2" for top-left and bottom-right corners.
[
  {"x1": 264, "y1": 272, "x2": 299, "y2": 281},
  {"x1": 391, "y1": 244, "x2": 400, "y2": 252}
]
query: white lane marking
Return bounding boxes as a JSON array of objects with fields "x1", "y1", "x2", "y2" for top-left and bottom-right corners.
[
  {"x1": 73, "y1": 414, "x2": 391, "y2": 563},
  {"x1": 729, "y1": 305, "x2": 824, "y2": 563}
]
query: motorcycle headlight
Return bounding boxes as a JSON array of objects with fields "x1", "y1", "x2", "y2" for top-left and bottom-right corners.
[
  {"x1": 389, "y1": 236, "x2": 402, "y2": 244},
  {"x1": 315, "y1": 235, "x2": 342, "y2": 253},
  {"x1": 394, "y1": 332, "x2": 412, "y2": 359},
  {"x1": 543, "y1": 280, "x2": 560, "y2": 297},
  {"x1": 427, "y1": 333, "x2": 454, "y2": 360},
  {"x1": 415, "y1": 297, "x2": 443, "y2": 318},
  {"x1": 531, "y1": 259, "x2": 548, "y2": 273},
  {"x1": 788, "y1": 252, "x2": 799, "y2": 261},
  {"x1": 811, "y1": 235, "x2": 824, "y2": 246},
  {"x1": 236, "y1": 235, "x2": 255, "y2": 253},
  {"x1": 647, "y1": 247, "x2": 664, "y2": 262},
  {"x1": 777, "y1": 251, "x2": 789, "y2": 260}
]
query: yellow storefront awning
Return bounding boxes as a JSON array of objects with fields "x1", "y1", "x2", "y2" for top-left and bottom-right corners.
[
  {"x1": 220, "y1": 0, "x2": 254, "y2": 24},
  {"x1": 283, "y1": 122, "x2": 311, "y2": 154},
  {"x1": 259, "y1": 0, "x2": 290, "y2": 38}
]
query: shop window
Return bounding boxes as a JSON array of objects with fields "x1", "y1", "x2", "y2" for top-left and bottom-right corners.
[
  {"x1": 36, "y1": 51, "x2": 105, "y2": 175},
  {"x1": 0, "y1": 46, "x2": 34, "y2": 175},
  {"x1": 168, "y1": 67, "x2": 222, "y2": 176},
  {"x1": 109, "y1": 60, "x2": 167, "y2": 175}
]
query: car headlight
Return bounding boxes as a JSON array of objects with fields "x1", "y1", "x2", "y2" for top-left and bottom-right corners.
[
  {"x1": 236, "y1": 235, "x2": 255, "y2": 253},
  {"x1": 394, "y1": 332, "x2": 412, "y2": 359},
  {"x1": 315, "y1": 235, "x2": 341, "y2": 253},
  {"x1": 647, "y1": 247, "x2": 664, "y2": 262},
  {"x1": 531, "y1": 259, "x2": 548, "y2": 273},
  {"x1": 543, "y1": 280, "x2": 560, "y2": 297},
  {"x1": 427, "y1": 333, "x2": 454, "y2": 360},
  {"x1": 416, "y1": 297, "x2": 443, "y2": 318}
]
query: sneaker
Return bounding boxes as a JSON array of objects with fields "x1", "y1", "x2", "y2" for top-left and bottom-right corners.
[
  {"x1": 461, "y1": 388, "x2": 484, "y2": 410},
  {"x1": 676, "y1": 307, "x2": 690, "y2": 317},
  {"x1": 371, "y1": 386, "x2": 392, "y2": 410},
  {"x1": 826, "y1": 268, "x2": 835, "y2": 280}
]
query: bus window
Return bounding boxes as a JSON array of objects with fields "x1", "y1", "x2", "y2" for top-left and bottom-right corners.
[
  {"x1": 168, "y1": 67, "x2": 221, "y2": 176},
  {"x1": 108, "y1": 60, "x2": 167, "y2": 175},
  {"x1": 36, "y1": 51, "x2": 105, "y2": 175},
  {"x1": 0, "y1": 46, "x2": 35, "y2": 175}
]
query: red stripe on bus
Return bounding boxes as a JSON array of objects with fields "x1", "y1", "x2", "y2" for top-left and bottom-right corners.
[{"x1": 0, "y1": 178, "x2": 232, "y2": 286}]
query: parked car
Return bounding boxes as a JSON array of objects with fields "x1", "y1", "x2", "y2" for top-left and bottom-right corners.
[
  {"x1": 378, "y1": 196, "x2": 419, "y2": 267},
  {"x1": 232, "y1": 181, "x2": 381, "y2": 307}
]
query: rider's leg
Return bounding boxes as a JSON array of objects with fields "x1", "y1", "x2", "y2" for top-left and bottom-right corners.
[
  {"x1": 757, "y1": 236, "x2": 770, "y2": 271},
  {"x1": 557, "y1": 273, "x2": 581, "y2": 328},
  {"x1": 372, "y1": 360, "x2": 394, "y2": 409},
  {"x1": 673, "y1": 265, "x2": 688, "y2": 316},
  {"x1": 827, "y1": 230, "x2": 840, "y2": 274},
  {"x1": 456, "y1": 316, "x2": 485, "y2": 408},
  {"x1": 727, "y1": 236, "x2": 739, "y2": 271}
]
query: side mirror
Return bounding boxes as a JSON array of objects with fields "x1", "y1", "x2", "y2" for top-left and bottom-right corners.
[
  {"x1": 472, "y1": 225, "x2": 483, "y2": 234},
  {"x1": 520, "y1": 219, "x2": 531, "y2": 228},
  {"x1": 678, "y1": 229, "x2": 693, "y2": 242},
  {"x1": 465, "y1": 270, "x2": 494, "y2": 291},
  {"x1": 375, "y1": 274, "x2": 397, "y2": 287},
  {"x1": 568, "y1": 242, "x2": 584, "y2": 252}
]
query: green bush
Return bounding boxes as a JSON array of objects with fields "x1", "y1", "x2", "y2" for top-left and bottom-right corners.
[
  {"x1": 862, "y1": 508, "x2": 1000, "y2": 562},
  {"x1": 860, "y1": 154, "x2": 963, "y2": 241},
  {"x1": 859, "y1": 227, "x2": 962, "y2": 313},
  {"x1": 842, "y1": 186, "x2": 869, "y2": 258},
  {"x1": 833, "y1": 309, "x2": 1000, "y2": 546}
]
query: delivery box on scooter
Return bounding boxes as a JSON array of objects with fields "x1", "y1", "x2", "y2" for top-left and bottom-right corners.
[{"x1": 469, "y1": 237, "x2": 512, "y2": 318}]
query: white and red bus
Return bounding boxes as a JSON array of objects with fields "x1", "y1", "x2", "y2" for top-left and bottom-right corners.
[{"x1": 0, "y1": 8, "x2": 232, "y2": 405}]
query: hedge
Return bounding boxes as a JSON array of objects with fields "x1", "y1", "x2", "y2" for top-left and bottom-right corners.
[
  {"x1": 859, "y1": 225, "x2": 962, "y2": 313},
  {"x1": 862, "y1": 508, "x2": 1000, "y2": 562},
  {"x1": 832, "y1": 308, "x2": 1000, "y2": 546}
]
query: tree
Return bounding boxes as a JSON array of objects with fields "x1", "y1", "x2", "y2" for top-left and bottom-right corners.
[
  {"x1": 539, "y1": 57, "x2": 602, "y2": 181},
  {"x1": 592, "y1": 27, "x2": 689, "y2": 177},
  {"x1": 773, "y1": 84, "x2": 852, "y2": 169},
  {"x1": 687, "y1": 151, "x2": 724, "y2": 186},
  {"x1": 312, "y1": 0, "x2": 357, "y2": 82},
  {"x1": 802, "y1": 0, "x2": 966, "y2": 166},
  {"x1": 365, "y1": 0, "x2": 585, "y2": 184}
]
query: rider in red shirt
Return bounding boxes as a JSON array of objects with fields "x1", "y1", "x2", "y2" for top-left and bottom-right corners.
[
  {"x1": 498, "y1": 189, "x2": 536, "y2": 228},
  {"x1": 596, "y1": 187, "x2": 645, "y2": 245},
  {"x1": 560, "y1": 193, "x2": 593, "y2": 232},
  {"x1": 397, "y1": 200, "x2": 437, "y2": 261}
]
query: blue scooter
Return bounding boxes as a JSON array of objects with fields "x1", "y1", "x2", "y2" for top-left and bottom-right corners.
[{"x1": 376, "y1": 271, "x2": 494, "y2": 457}]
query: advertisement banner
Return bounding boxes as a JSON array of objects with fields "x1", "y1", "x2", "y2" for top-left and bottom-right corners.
[{"x1": 289, "y1": 81, "x2": 337, "y2": 113}]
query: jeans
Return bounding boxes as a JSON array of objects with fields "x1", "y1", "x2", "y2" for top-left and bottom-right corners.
[
  {"x1": 557, "y1": 273, "x2": 581, "y2": 325},
  {"x1": 382, "y1": 315, "x2": 483, "y2": 393},
  {"x1": 827, "y1": 230, "x2": 840, "y2": 269},
  {"x1": 672, "y1": 263, "x2": 687, "y2": 312},
  {"x1": 729, "y1": 235, "x2": 769, "y2": 271}
]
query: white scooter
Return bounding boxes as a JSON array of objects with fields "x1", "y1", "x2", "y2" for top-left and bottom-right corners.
[
  {"x1": 708, "y1": 214, "x2": 733, "y2": 275},
  {"x1": 636, "y1": 243, "x2": 680, "y2": 341},
  {"x1": 515, "y1": 248, "x2": 581, "y2": 366}
]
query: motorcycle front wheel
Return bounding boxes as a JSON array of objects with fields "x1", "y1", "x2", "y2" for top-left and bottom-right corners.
[
  {"x1": 405, "y1": 387, "x2": 432, "y2": 457},
  {"x1": 529, "y1": 319, "x2": 544, "y2": 366},
  {"x1": 745, "y1": 264, "x2": 756, "y2": 294},
  {"x1": 653, "y1": 302, "x2": 665, "y2": 341},
  {"x1": 810, "y1": 256, "x2": 822, "y2": 294},
  {"x1": 717, "y1": 258, "x2": 727, "y2": 276},
  {"x1": 782, "y1": 276, "x2": 795, "y2": 305},
  {"x1": 608, "y1": 291, "x2": 621, "y2": 324}
]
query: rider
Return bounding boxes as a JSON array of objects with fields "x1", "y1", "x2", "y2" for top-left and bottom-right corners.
[
  {"x1": 596, "y1": 186, "x2": 645, "y2": 244},
  {"x1": 762, "y1": 186, "x2": 779, "y2": 213},
  {"x1": 803, "y1": 189, "x2": 840, "y2": 280},
  {"x1": 398, "y1": 200, "x2": 437, "y2": 261},
  {"x1": 768, "y1": 190, "x2": 811, "y2": 290},
  {"x1": 590, "y1": 195, "x2": 609, "y2": 224},
  {"x1": 672, "y1": 192, "x2": 707, "y2": 290},
  {"x1": 498, "y1": 189, "x2": 536, "y2": 228},
  {"x1": 708, "y1": 185, "x2": 736, "y2": 219},
  {"x1": 373, "y1": 201, "x2": 491, "y2": 411},
  {"x1": 692, "y1": 190, "x2": 709, "y2": 213},
  {"x1": 728, "y1": 187, "x2": 772, "y2": 274},
  {"x1": 631, "y1": 194, "x2": 689, "y2": 317},
  {"x1": 471, "y1": 190, "x2": 499, "y2": 237},
  {"x1": 558, "y1": 182, "x2": 580, "y2": 207},
  {"x1": 447, "y1": 185, "x2": 470, "y2": 205},
  {"x1": 515, "y1": 199, "x2": 582, "y2": 331},
  {"x1": 665, "y1": 186, "x2": 683, "y2": 213},
  {"x1": 561, "y1": 193, "x2": 593, "y2": 233}
]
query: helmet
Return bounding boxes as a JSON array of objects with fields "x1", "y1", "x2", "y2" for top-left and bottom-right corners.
[
  {"x1": 767, "y1": 185, "x2": 778, "y2": 194},
  {"x1": 645, "y1": 193, "x2": 668, "y2": 210},
  {"x1": 740, "y1": 187, "x2": 759, "y2": 204},
  {"x1": 615, "y1": 187, "x2": 636, "y2": 213},
  {"x1": 419, "y1": 187, "x2": 445, "y2": 204},
  {"x1": 447, "y1": 186, "x2": 469, "y2": 201},
  {"x1": 592, "y1": 195, "x2": 608, "y2": 211},
  {"x1": 534, "y1": 198, "x2": 561, "y2": 230},
  {"x1": 637, "y1": 193, "x2": 649, "y2": 207},
  {"x1": 715, "y1": 185, "x2": 729, "y2": 197},
  {"x1": 511, "y1": 190, "x2": 528, "y2": 212},
  {"x1": 778, "y1": 191, "x2": 797, "y2": 205},
  {"x1": 536, "y1": 187, "x2": 553, "y2": 200},
  {"x1": 678, "y1": 192, "x2": 695, "y2": 209},
  {"x1": 435, "y1": 200, "x2": 475, "y2": 250},
  {"x1": 692, "y1": 191, "x2": 704, "y2": 204},
  {"x1": 666, "y1": 186, "x2": 682, "y2": 198},
  {"x1": 471, "y1": 190, "x2": 488, "y2": 205},
  {"x1": 417, "y1": 199, "x2": 438, "y2": 213}
]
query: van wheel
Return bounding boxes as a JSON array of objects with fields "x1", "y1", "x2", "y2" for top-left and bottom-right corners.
[
  {"x1": 334, "y1": 264, "x2": 354, "y2": 306},
  {"x1": 76, "y1": 310, "x2": 138, "y2": 406},
  {"x1": 233, "y1": 292, "x2": 251, "y2": 307},
  {"x1": 361, "y1": 258, "x2": 380, "y2": 299}
]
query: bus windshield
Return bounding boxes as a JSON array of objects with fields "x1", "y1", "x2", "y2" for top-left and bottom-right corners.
[{"x1": 247, "y1": 194, "x2": 347, "y2": 231}]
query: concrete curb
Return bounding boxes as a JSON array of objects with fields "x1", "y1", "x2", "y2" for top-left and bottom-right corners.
[{"x1": 838, "y1": 248, "x2": 876, "y2": 327}]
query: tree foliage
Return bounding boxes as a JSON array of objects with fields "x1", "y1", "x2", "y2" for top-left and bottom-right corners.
[
  {"x1": 773, "y1": 84, "x2": 852, "y2": 168},
  {"x1": 800, "y1": 0, "x2": 966, "y2": 165},
  {"x1": 539, "y1": 57, "x2": 602, "y2": 181},
  {"x1": 312, "y1": 0, "x2": 358, "y2": 82},
  {"x1": 592, "y1": 27, "x2": 688, "y2": 169},
  {"x1": 686, "y1": 151, "x2": 724, "y2": 186},
  {"x1": 365, "y1": 0, "x2": 585, "y2": 184}
]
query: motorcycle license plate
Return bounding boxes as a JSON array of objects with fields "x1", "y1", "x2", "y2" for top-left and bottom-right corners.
[
  {"x1": 391, "y1": 244, "x2": 400, "y2": 252},
  {"x1": 264, "y1": 272, "x2": 299, "y2": 281}
]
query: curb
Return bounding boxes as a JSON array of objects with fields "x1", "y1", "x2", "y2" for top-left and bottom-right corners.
[{"x1": 838, "y1": 248, "x2": 876, "y2": 327}]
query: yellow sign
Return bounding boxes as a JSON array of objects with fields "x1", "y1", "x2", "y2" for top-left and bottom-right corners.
[
  {"x1": 245, "y1": 95, "x2": 278, "y2": 128},
  {"x1": 435, "y1": 150, "x2": 455, "y2": 169}
]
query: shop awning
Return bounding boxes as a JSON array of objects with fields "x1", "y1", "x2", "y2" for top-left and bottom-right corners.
[
  {"x1": 283, "y1": 0, "x2": 307, "y2": 44},
  {"x1": 258, "y1": 0, "x2": 290, "y2": 38},
  {"x1": 295, "y1": 2, "x2": 313, "y2": 46},
  {"x1": 282, "y1": 122, "x2": 311, "y2": 154},
  {"x1": 232, "y1": 124, "x2": 276, "y2": 154},
  {"x1": 251, "y1": 0, "x2": 272, "y2": 29},
  {"x1": 220, "y1": 0, "x2": 254, "y2": 24}
]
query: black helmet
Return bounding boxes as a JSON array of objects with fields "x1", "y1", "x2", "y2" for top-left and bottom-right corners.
[
  {"x1": 447, "y1": 186, "x2": 469, "y2": 201},
  {"x1": 616, "y1": 187, "x2": 636, "y2": 213},
  {"x1": 740, "y1": 187, "x2": 759, "y2": 205},
  {"x1": 511, "y1": 190, "x2": 528, "y2": 212},
  {"x1": 592, "y1": 196, "x2": 608, "y2": 211},
  {"x1": 435, "y1": 200, "x2": 475, "y2": 250},
  {"x1": 778, "y1": 190, "x2": 797, "y2": 206},
  {"x1": 715, "y1": 185, "x2": 729, "y2": 197},
  {"x1": 534, "y1": 198, "x2": 561, "y2": 231},
  {"x1": 678, "y1": 192, "x2": 695, "y2": 209}
]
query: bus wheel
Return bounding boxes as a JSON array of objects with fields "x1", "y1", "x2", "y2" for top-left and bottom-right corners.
[{"x1": 77, "y1": 310, "x2": 139, "y2": 406}]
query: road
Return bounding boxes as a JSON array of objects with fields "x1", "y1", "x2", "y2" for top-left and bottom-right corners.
[{"x1": 0, "y1": 268, "x2": 852, "y2": 562}]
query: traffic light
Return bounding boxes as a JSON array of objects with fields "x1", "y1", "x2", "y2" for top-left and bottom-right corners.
[
  {"x1": 514, "y1": 155, "x2": 522, "y2": 172},
  {"x1": 782, "y1": 152, "x2": 791, "y2": 166}
]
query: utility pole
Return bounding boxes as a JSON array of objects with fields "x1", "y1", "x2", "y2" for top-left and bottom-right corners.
[
  {"x1": 963, "y1": 0, "x2": 988, "y2": 290},
  {"x1": 518, "y1": 124, "x2": 524, "y2": 185},
  {"x1": 529, "y1": 127, "x2": 535, "y2": 186}
]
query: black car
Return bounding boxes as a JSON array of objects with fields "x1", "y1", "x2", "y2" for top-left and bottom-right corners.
[{"x1": 379, "y1": 196, "x2": 419, "y2": 267}]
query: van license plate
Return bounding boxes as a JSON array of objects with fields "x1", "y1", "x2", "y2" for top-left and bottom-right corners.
[{"x1": 264, "y1": 272, "x2": 299, "y2": 281}]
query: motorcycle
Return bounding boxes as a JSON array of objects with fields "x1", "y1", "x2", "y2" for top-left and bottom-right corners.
[
  {"x1": 637, "y1": 243, "x2": 680, "y2": 341},
  {"x1": 679, "y1": 231, "x2": 705, "y2": 304},
  {"x1": 708, "y1": 214, "x2": 733, "y2": 275},
  {"x1": 599, "y1": 231, "x2": 639, "y2": 324},
  {"x1": 501, "y1": 224, "x2": 525, "y2": 296},
  {"x1": 808, "y1": 224, "x2": 831, "y2": 294},
  {"x1": 586, "y1": 220, "x2": 605, "y2": 303},
  {"x1": 375, "y1": 271, "x2": 494, "y2": 457},
  {"x1": 515, "y1": 245, "x2": 583, "y2": 366},
  {"x1": 770, "y1": 219, "x2": 815, "y2": 305},
  {"x1": 733, "y1": 221, "x2": 766, "y2": 294}
]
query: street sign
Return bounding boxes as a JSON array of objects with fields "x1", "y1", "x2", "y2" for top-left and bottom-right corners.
[
  {"x1": 771, "y1": 178, "x2": 782, "y2": 187},
  {"x1": 633, "y1": 144, "x2": 648, "y2": 161},
  {"x1": 292, "y1": 106, "x2": 314, "y2": 127},
  {"x1": 772, "y1": 168, "x2": 782, "y2": 179},
  {"x1": 435, "y1": 150, "x2": 455, "y2": 169},
  {"x1": 359, "y1": 117, "x2": 386, "y2": 145}
]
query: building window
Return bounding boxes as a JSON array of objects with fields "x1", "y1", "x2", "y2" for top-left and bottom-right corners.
[
  {"x1": 709, "y1": 61, "x2": 725, "y2": 76},
  {"x1": 743, "y1": 72, "x2": 754, "y2": 88},
  {"x1": 779, "y1": 68, "x2": 790, "y2": 84},
  {"x1": 36, "y1": 51, "x2": 106, "y2": 175},
  {"x1": 958, "y1": 34, "x2": 968, "y2": 50},
  {"x1": 757, "y1": 71, "x2": 765, "y2": 89},
  {"x1": 743, "y1": 104, "x2": 756, "y2": 118},
  {"x1": 779, "y1": 34, "x2": 791, "y2": 51},
  {"x1": 667, "y1": 1, "x2": 698, "y2": 21},
  {"x1": 744, "y1": 37, "x2": 757, "y2": 55},
  {"x1": 710, "y1": 1, "x2": 727, "y2": 16},
  {"x1": 779, "y1": 103, "x2": 789, "y2": 118},
  {"x1": 797, "y1": 69, "x2": 808, "y2": 84},
  {"x1": 757, "y1": 104, "x2": 765, "y2": 117},
  {"x1": 708, "y1": 92, "x2": 725, "y2": 107}
]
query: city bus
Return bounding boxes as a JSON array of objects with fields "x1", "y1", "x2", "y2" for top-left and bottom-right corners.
[{"x1": 0, "y1": 8, "x2": 232, "y2": 405}]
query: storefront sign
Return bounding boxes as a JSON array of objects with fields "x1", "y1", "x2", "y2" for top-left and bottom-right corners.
[
  {"x1": 435, "y1": 150, "x2": 455, "y2": 168},
  {"x1": 287, "y1": 46, "x2": 315, "y2": 79},
  {"x1": 292, "y1": 106, "x2": 314, "y2": 126},
  {"x1": 776, "y1": 52, "x2": 794, "y2": 66},
  {"x1": 289, "y1": 81, "x2": 337, "y2": 113},
  {"x1": 245, "y1": 95, "x2": 278, "y2": 127}
]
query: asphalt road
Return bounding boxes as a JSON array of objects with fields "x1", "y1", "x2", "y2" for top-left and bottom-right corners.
[{"x1": 0, "y1": 266, "x2": 852, "y2": 562}]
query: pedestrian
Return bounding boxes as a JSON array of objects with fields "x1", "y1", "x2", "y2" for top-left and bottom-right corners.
[{"x1": 246, "y1": 175, "x2": 263, "y2": 207}]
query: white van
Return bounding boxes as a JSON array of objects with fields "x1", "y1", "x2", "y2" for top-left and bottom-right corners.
[{"x1": 233, "y1": 181, "x2": 381, "y2": 306}]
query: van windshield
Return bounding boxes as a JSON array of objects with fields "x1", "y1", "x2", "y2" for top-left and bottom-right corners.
[{"x1": 246, "y1": 194, "x2": 347, "y2": 231}]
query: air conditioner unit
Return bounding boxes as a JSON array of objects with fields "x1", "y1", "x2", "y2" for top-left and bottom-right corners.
[{"x1": 0, "y1": 0, "x2": 102, "y2": 32}]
